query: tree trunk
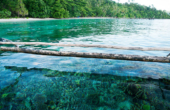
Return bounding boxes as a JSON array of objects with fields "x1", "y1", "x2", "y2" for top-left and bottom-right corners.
[
  {"x1": 1, "y1": 47, "x2": 170, "y2": 63},
  {"x1": 1, "y1": 42, "x2": 170, "y2": 51}
]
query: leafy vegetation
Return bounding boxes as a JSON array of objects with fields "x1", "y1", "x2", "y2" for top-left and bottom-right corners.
[{"x1": 0, "y1": 0, "x2": 170, "y2": 19}]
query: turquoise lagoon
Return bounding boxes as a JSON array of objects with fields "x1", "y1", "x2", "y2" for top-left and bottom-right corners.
[{"x1": 0, "y1": 19, "x2": 170, "y2": 110}]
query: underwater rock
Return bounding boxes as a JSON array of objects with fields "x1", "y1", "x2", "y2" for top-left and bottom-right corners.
[
  {"x1": 86, "y1": 92, "x2": 116, "y2": 107},
  {"x1": 5, "y1": 66, "x2": 29, "y2": 73},
  {"x1": 86, "y1": 93, "x2": 102, "y2": 105},
  {"x1": 45, "y1": 100, "x2": 58, "y2": 110},
  {"x1": 1, "y1": 93, "x2": 16, "y2": 101},
  {"x1": 126, "y1": 79, "x2": 136, "y2": 83},
  {"x1": 118, "y1": 101, "x2": 131, "y2": 110},
  {"x1": 160, "y1": 78, "x2": 170, "y2": 85},
  {"x1": 50, "y1": 101, "x2": 55, "y2": 105},
  {"x1": 1, "y1": 93, "x2": 9, "y2": 98},
  {"x1": 15, "y1": 92, "x2": 26, "y2": 101},
  {"x1": 24, "y1": 97, "x2": 32, "y2": 110},
  {"x1": 151, "y1": 98, "x2": 170, "y2": 110},
  {"x1": 142, "y1": 104, "x2": 150, "y2": 110},
  {"x1": 33, "y1": 93, "x2": 47, "y2": 110},
  {"x1": 120, "y1": 83, "x2": 148, "y2": 100},
  {"x1": 163, "y1": 89, "x2": 170, "y2": 102},
  {"x1": 50, "y1": 104, "x2": 56, "y2": 109},
  {"x1": 37, "y1": 104, "x2": 48, "y2": 110},
  {"x1": 96, "y1": 106, "x2": 112, "y2": 110},
  {"x1": 33, "y1": 93, "x2": 47, "y2": 104},
  {"x1": 0, "y1": 104, "x2": 3, "y2": 109}
]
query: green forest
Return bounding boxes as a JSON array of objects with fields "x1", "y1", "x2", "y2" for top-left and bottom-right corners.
[{"x1": 0, "y1": 0, "x2": 170, "y2": 19}]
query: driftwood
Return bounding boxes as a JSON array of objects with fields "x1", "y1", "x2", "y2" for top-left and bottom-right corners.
[
  {"x1": 1, "y1": 42, "x2": 170, "y2": 51},
  {"x1": 1, "y1": 47, "x2": 170, "y2": 63}
]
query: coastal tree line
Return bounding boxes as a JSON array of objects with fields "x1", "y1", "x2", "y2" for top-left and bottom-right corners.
[{"x1": 0, "y1": 0, "x2": 170, "y2": 19}]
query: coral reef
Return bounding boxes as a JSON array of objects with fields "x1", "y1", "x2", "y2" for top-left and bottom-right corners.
[{"x1": 0, "y1": 66, "x2": 170, "y2": 110}]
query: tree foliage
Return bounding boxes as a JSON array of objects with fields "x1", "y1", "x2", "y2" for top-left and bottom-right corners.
[
  {"x1": 16, "y1": 0, "x2": 28, "y2": 17},
  {"x1": 51, "y1": 0, "x2": 69, "y2": 18},
  {"x1": 0, "y1": 9, "x2": 11, "y2": 18},
  {"x1": 0, "y1": 0, "x2": 170, "y2": 19},
  {"x1": 24, "y1": 0, "x2": 50, "y2": 18}
]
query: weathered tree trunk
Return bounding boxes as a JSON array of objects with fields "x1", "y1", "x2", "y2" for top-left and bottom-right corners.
[
  {"x1": 1, "y1": 42, "x2": 170, "y2": 51},
  {"x1": 1, "y1": 47, "x2": 170, "y2": 63}
]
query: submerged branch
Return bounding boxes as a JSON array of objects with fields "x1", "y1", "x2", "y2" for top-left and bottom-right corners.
[
  {"x1": 1, "y1": 47, "x2": 170, "y2": 63},
  {"x1": 1, "y1": 42, "x2": 170, "y2": 51}
]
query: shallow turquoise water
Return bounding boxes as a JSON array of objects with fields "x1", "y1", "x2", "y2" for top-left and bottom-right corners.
[{"x1": 0, "y1": 19, "x2": 170, "y2": 110}]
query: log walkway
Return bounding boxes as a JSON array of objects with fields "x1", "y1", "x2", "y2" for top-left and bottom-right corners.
[{"x1": 1, "y1": 47, "x2": 170, "y2": 63}]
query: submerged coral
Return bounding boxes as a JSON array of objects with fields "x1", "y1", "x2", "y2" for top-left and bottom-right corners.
[
  {"x1": 33, "y1": 93, "x2": 47, "y2": 110},
  {"x1": 0, "y1": 66, "x2": 170, "y2": 110}
]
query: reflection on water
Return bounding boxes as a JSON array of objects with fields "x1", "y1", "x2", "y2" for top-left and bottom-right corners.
[{"x1": 0, "y1": 19, "x2": 170, "y2": 109}]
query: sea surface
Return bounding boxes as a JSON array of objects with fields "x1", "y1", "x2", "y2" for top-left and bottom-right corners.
[{"x1": 0, "y1": 18, "x2": 170, "y2": 110}]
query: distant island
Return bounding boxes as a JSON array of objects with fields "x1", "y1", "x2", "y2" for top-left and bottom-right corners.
[{"x1": 0, "y1": 0, "x2": 170, "y2": 19}]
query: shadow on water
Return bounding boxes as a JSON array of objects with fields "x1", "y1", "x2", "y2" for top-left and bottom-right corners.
[{"x1": 0, "y1": 66, "x2": 170, "y2": 110}]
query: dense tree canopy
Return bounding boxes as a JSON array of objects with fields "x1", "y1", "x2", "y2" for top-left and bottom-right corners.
[{"x1": 0, "y1": 0, "x2": 170, "y2": 19}]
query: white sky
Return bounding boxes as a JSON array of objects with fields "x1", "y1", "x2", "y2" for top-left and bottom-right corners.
[{"x1": 113, "y1": 0, "x2": 170, "y2": 12}]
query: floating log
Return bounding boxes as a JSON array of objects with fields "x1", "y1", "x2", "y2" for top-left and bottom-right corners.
[
  {"x1": 1, "y1": 47, "x2": 170, "y2": 63},
  {"x1": 1, "y1": 42, "x2": 170, "y2": 51}
]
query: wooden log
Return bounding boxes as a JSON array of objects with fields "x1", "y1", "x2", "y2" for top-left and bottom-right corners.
[
  {"x1": 1, "y1": 47, "x2": 170, "y2": 63},
  {"x1": 1, "y1": 42, "x2": 170, "y2": 51}
]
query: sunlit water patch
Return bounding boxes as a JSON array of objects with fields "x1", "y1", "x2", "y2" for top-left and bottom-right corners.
[{"x1": 0, "y1": 19, "x2": 170, "y2": 109}]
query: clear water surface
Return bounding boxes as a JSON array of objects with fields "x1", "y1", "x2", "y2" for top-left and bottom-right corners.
[{"x1": 0, "y1": 18, "x2": 170, "y2": 110}]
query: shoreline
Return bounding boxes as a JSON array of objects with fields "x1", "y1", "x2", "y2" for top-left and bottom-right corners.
[
  {"x1": 0, "y1": 17, "x2": 168, "y2": 22},
  {"x1": 0, "y1": 17, "x2": 118, "y2": 22},
  {"x1": 0, "y1": 18, "x2": 57, "y2": 22}
]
